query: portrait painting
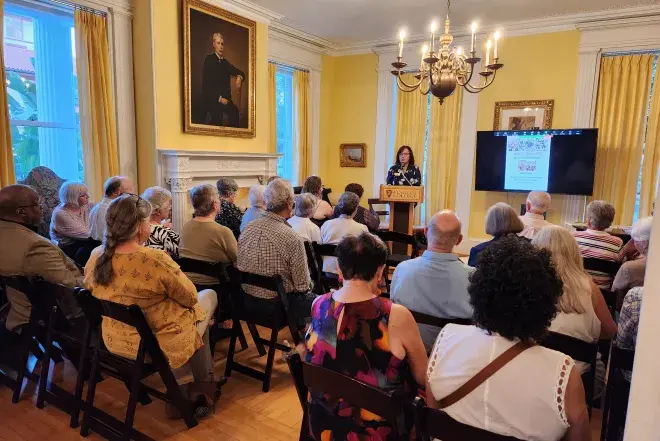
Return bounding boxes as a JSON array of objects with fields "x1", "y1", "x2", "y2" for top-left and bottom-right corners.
[
  {"x1": 340, "y1": 144, "x2": 366, "y2": 168},
  {"x1": 493, "y1": 100, "x2": 554, "y2": 131},
  {"x1": 184, "y1": 0, "x2": 256, "y2": 138}
]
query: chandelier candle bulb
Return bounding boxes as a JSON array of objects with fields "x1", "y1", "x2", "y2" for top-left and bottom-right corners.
[
  {"x1": 485, "y1": 39, "x2": 492, "y2": 67},
  {"x1": 470, "y1": 21, "x2": 477, "y2": 53},
  {"x1": 420, "y1": 45, "x2": 429, "y2": 70},
  {"x1": 398, "y1": 29, "x2": 406, "y2": 58},
  {"x1": 493, "y1": 30, "x2": 501, "y2": 59},
  {"x1": 430, "y1": 21, "x2": 437, "y2": 52}
]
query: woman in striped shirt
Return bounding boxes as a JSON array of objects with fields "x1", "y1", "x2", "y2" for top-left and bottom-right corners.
[{"x1": 142, "y1": 186, "x2": 180, "y2": 257}]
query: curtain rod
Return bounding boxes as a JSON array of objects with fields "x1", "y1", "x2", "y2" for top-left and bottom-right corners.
[
  {"x1": 268, "y1": 60, "x2": 310, "y2": 73},
  {"x1": 602, "y1": 50, "x2": 660, "y2": 57},
  {"x1": 46, "y1": 0, "x2": 107, "y2": 16}
]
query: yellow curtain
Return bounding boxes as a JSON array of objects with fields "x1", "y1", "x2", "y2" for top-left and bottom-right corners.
[
  {"x1": 0, "y1": 0, "x2": 16, "y2": 187},
  {"x1": 268, "y1": 63, "x2": 277, "y2": 154},
  {"x1": 393, "y1": 73, "x2": 429, "y2": 165},
  {"x1": 294, "y1": 69, "x2": 311, "y2": 184},
  {"x1": 425, "y1": 88, "x2": 463, "y2": 217},
  {"x1": 593, "y1": 54, "x2": 654, "y2": 225},
  {"x1": 640, "y1": 75, "x2": 660, "y2": 218},
  {"x1": 74, "y1": 10, "x2": 118, "y2": 201}
]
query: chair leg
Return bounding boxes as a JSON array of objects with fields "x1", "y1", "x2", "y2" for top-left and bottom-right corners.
[
  {"x1": 12, "y1": 333, "x2": 33, "y2": 403},
  {"x1": 224, "y1": 320, "x2": 239, "y2": 378},
  {"x1": 154, "y1": 357, "x2": 197, "y2": 429},
  {"x1": 247, "y1": 323, "x2": 266, "y2": 356},
  {"x1": 262, "y1": 327, "x2": 279, "y2": 393},
  {"x1": 70, "y1": 324, "x2": 92, "y2": 428},
  {"x1": 37, "y1": 307, "x2": 58, "y2": 409},
  {"x1": 123, "y1": 352, "x2": 146, "y2": 441},
  {"x1": 80, "y1": 344, "x2": 102, "y2": 437},
  {"x1": 237, "y1": 325, "x2": 248, "y2": 351}
]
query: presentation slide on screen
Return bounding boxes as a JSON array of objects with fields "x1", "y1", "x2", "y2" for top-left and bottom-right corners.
[{"x1": 504, "y1": 134, "x2": 552, "y2": 191}]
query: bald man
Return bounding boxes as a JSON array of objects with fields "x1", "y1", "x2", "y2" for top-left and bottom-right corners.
[
  {"x1": 0, "y1": 184, "x2": 83, "y2": 331},
  {"x1": 519, "y1": 191, "x2": 553, "y2": 239},
  {"x1": 390, "y1": 210, "x2": 473, "y2": 349}
]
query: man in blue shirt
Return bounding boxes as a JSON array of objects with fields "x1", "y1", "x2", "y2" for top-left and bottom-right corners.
[{"x1": 390, "y1": 210, "x2": 473, "y2": 350}]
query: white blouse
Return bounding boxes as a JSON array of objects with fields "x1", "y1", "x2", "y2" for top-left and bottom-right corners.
[
  {"x1": 287, "y1": 216, "x2": 321, "y2": 244},
  {"x1": 427, "y1": 324, "x2": 573, "y2": 441},
  {"x1": 320, "y1": 216, "x2": 368, "y2": 273}
]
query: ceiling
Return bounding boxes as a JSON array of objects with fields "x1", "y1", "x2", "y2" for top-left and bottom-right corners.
[{"x1": 251, "y1": 0, "x2": 660, "y2": 45}]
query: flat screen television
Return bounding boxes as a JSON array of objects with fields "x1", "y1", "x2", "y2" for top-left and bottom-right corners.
[{"x1": 474, "y1": 129, "x2": 598, "y2": 196}]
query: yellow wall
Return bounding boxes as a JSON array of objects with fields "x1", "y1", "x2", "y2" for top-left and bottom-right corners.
[
  {"x1": 319, "y1": 54, "x2": 379, "y2": 205},
  {"x1": 133, "y1": 0, "x2": 270, "y2": 191},
  {"x1": 469, "y1": 31, "x2": 581, "y2": 238}
]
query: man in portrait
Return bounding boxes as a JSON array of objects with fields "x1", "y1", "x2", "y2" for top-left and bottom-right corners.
[{"x1": 201, "y1": 32, "x2": 245, "y2": 127}]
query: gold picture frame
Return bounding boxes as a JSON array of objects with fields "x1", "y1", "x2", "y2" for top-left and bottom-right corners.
[
  {"x1": 340, "y1": 144, "x2": 367, "y2": 168},
  {"x1": 183, "y1": 0, "x2": 256, "y2": 138},
  {"x1": 493, "y1": 100, "x2": 554, "y2": 130}
]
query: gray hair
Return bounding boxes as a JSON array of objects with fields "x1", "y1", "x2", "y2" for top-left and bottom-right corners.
[
  {"x1": 103, "y1": 176, "x2": 125, "y2": 198},
  {"x1": 212, "y1": 32, "x2": 224, "y2": 42},
  {"x1": 58, "y1": 182, "x2": 88, "y2": 208},
  {"x1": 94, "y1": 194, "x2": 152, "y2": 286},
  {"x1": 337, "y1": 192, "x2": 360, "y2": 217},
  {"x1": 631, "y1": 216, "x2": 653, "y2": 253},
  {"x1": 141, "y1": 186, "x2": 171, "y2": 215},
  {"x1": 586, "y1": 200, "x2": 616, "y2": 230},
  {"x1": 527, "y1": 191, "x2": 551, "y2": 213},
  {"x1": 248, "y1": 185, "x2": 266, "y2": 209},
  {"x1": 265, "y1": 179, "x2": 294, "y2": 212},
  {"x1": 485, "y1": 202, "x2": 524, "y2": 236},
  {"x1": 216, "y1": 177, "x2": 238, "y2": 198},
  {"x1": 294, "y1": 193, "x2": 317, "y2": 218},
  {"x1": 190, "y1": 184, "x2": 219, "y2": 217}
]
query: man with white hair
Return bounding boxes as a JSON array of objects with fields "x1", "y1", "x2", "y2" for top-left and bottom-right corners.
[
  {"x1": 390, "y1": 210, "x2": 473, "y2": 349},
  {"x1": 613, "y1": 216, "x2": 653, "y2": 299},
  {"x1": 240, "y1": 185, "x2": 265, "y2": 232},
  {"x1": 237, "y1": 179, "x2": 315, "y2": 328},
  {"x1": 89, "y1": 176, "x2": 134, "y2": 241},
  {"x1": 519, "y1": 191, "x2": 553, "y2": 239}
]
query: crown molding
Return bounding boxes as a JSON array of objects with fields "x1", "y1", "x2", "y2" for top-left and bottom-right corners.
[
  {"x1": 268, "y1": 21, "x2": 335, "y2": 55},
  {"x1": 201, "y1": 0, "x2": 283, "y2": 24}
]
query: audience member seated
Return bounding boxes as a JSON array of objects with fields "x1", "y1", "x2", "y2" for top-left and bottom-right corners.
[
  {"x1": 332, "y1": 183, "x2": 380, "y2": 232},
  {"x1": 613, "y1": 217, "x2": 653, "y2": 300},
  {"x1": 50, "y1": 181, "x2": 99, "y2": 266},
  {"x1": 533, "y1": 226, "x2": 617, "y2": 381},
  {"x1": 468, "y1": 202, "x2": 524, "y2": 267},
  {"x1": 304, "y1": 232, "x2": 428, "y2": 440},
  {"x1": 237, "y1": 179, "x2": 315, "y2": 329},
  {"x1": 302, "y1": 175, "x2": 333, "y2": 221},
  {"x1": 89, "y1": 176, "x2": 134, "y2": 242},
  {"x1": 84, "y1": 194, "x2": 220, "y2": 415},
  {"x1": 142, "y1": 186, "x2": 179, "y2": 256},
  {"x1": 426, "y1": 236, "x2": 591, "y2": 441},
  {"x1": 179, "y1": 184, "x2": 237, "y2": 286},
  {"x1": 390, "y1": 210, "x2": 472, "y2": 350},
  {"x1": 615, "y1": 286, "x2": 643, "y2": 381},
  {"x1": 240, "y1": 185, "x2": 265, "y2": 232},
  {"x1": 215, "y1": 177, "x2": 243, "y2": 240},
  {"x1": 288, "y1": 193, "x2": 321, "y2": 243},
  {"x1": 0, "y1": 185, "x2": 83, "y2": 333},
  {"x1": 573, "y1": 200, "x2": 623, "y2": 289},
  {"x1": 519, "y1": 191, "x2": 552, "y2": 239},
  {"x1": 320, "y1": 192, "x2": 368, "y2": 274},
  {"x1": 18, "y1": 166, "x2": 66, "y2": 237}
]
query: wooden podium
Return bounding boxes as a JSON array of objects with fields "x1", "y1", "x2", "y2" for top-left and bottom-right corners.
[{"x1": 379, "y1": 185, "x2": 424, "y2": 253}]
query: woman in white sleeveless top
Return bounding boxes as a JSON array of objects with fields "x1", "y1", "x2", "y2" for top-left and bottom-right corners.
[{"x1": 426, "y1": 236, "x2": 591, "y2": 441}]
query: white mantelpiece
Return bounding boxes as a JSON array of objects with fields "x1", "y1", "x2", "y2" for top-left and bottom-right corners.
[{"x1": 158, "y1": 150, "x2": 281, "y2": 233}]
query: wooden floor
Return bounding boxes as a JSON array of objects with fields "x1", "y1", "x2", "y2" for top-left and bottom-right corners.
[{"x1": 0, "y1": 326, "x2": 605, "y2": 441}]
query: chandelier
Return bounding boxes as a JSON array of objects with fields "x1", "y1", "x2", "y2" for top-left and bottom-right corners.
[{"x1": 392, "y1": 0, "x2": 503, "y2": 104}]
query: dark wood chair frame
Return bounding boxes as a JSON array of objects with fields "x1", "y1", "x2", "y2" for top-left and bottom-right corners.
[
  {"x1": 303, "y1": 242, "x2": 324, "y2": 295},
  {"x1": 600, "y1": 345, "x2": 635, "y2": 441},
  {"x1": 582, "y1": 257, "x2": 620, "y2": 315},
  {"x1": 413, "y1": 397, "x2": 525, "y2": 441},
  {"x1": 286, "y1": 352, "x2": 411, "y2": 441},
  {"x1": 311, "y1": 242, "x2": 341, "y2": 291},
  {"x1": 224, "y1": 271, "x2": 300, "y2": 392},
  {"x1": 410, "y1": 310, "x2": 472, "y2": 329},
  {"x1": 72, "y1": 288, "x2": 201, "y2": 441},
  {"x1": 540, "y1": 331, "x2": 599, "y2": 418},
  {"x1": 375, "y1": 231, "x2": 418, "y2": 292}
]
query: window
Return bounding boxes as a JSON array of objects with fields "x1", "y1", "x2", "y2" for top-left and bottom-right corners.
[
  {"x1": 275, "y1": 67, "x2": 295, "y2": 183},
  {"x1": 3, "y1": 1, "x2": 83, "y2": 182}
]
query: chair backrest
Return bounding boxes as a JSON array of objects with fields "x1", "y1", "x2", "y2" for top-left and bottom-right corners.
[
  {"x1": 174, "y1": 257, "x2": 230, "y2": 283},
  {"x1": 540, "y1": 331, "x2": 598, "y2": 364},
  {"x1": 410, "y1": 310, "x2": 472, "y2": 329},
  {"x1": 583, "y1": 258, "x2": 621, "y2": 278},
  {"x1": 301, "y1": 359, "x2": 409, "y2": 440},
  {"x1": 304, "y1": 241, "x2": 322, "y2": 290},
  {"x1": 414, "y1": 398, "x2": 524, "y2": 441},
  {"x1": 312, "y1": 242, "x2": 338, "y2": 269},
  {"x1": 610, "y1": 345, "x2": 635, "y2": 371},
  {"x1": 239, "y1": 271, "x2": 287, "y2": 298},
  {"x1": 3, "y1": 276, "x2": 72, "y2": 330},
  {"x1": 376, "y1": 231, "x2": 419, "y2": 257},
  {"x1": 368, "y1": 198, "x2": 389, "y2": 216}
]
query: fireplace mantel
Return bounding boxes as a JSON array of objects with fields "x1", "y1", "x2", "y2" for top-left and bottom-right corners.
[{"x1": 158, "y1": 150, "x2": 281, "y2": 232}]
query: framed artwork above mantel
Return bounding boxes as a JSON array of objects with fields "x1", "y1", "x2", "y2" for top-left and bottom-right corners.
[{"x1": 493, "y1": 100, "x2": 555, "y2": 130}]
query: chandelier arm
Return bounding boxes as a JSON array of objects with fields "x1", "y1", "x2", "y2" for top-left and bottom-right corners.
[
  {"x1": 396, "y1": 72, "x2": 425, "y2": 90},
  {"x1": 462, "y1": 70, "x2": 498, "y2": 93},
  {"x1": 456, "y1": 64, "x2": 475, "y2": 87}
]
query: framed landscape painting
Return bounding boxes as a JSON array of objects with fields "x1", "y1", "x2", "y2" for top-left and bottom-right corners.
[
  {"x1": 183, "y1": 0, "x2": 256, "y2": 138},
  {"x1": 340, "y1": 144, "x2": 366, "y2": 167},
  {"x1": 493, "y1": 100, "x2": 554, "y2": 130}
]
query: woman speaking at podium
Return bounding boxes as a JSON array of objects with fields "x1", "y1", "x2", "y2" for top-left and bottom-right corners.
[{"x1": 386, "y1": 145, "x2": 422, "y2": 186}]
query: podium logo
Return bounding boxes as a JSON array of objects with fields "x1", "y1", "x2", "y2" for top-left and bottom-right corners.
[{"x1": 386, "y1": 190, "x2": 393, "y2": 197}]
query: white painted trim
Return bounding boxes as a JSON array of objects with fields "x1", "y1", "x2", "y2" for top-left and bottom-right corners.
[
  {"x1": 373, "y1": 71, "x2": 394, "y2": 197},
  {"x1": 201, "y1": 0, "x2": 282, "y2": 24},
  {"x1": 309, "y1": 69, "x2": 321, "y2": 176}
]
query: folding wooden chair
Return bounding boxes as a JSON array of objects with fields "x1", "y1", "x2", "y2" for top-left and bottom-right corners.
[
  {"x1": 72, "y1": 288, "x2": 203, "y2": 441},
  {"x1": 224, "y1": 272, "x2": 300, "y2": 392},
  {"x1": 413, "y1": 397, "x2": 525, "y2": 441},
  {"x1": 375, "y1": 231, "x2": 417, "y2": 291},
  {"x1": 410, "y1": 310, "x2": 472, "y2": 329},
  {"x1": 288, "y1": 352, "x2": 411, "y2": 441},
  {"x1": 600, "y1": 345, "x2": 635, "y2": 441},
  {"x1": 303, "y1": 242, "x2": 324, "y2": 295},
  {"x1": 312, "y1": 242, "x2": 341, "y2": 291},
  {"x1": 540, "y1": 331, "x2": 599, "y2": 418}
]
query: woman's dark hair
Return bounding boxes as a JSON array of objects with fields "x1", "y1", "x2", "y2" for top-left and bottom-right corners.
[
  {"x1": 302, "y1": 175, "x2": 323, "y2": 196},
  {"x1": 337, "y1": 232, "x2": 388, "y2": 281},
  {"x1": 395, "y1": 145, "x2": 415, "y2": 166},
  {"x1": 344, "y1": 183, "x2": 364, "y2": 199},
  {"x1": 468, "y1": 235, "x2": 563, "y2": 342}
]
